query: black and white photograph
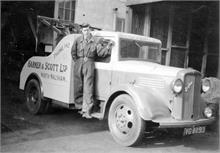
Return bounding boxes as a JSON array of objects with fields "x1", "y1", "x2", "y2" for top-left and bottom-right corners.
[{"x1": 1, "y1": 0, "x2": 219, "y2": 152}]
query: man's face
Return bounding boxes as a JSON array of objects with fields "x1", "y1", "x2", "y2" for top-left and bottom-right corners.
[{"x1": 81, "y1": 27, "x2": 90, "y2": 38}]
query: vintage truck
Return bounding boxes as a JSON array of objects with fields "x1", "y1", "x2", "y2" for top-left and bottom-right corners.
[{"x1": 19, "y1": 31, "x2": 215, "y2": 146}]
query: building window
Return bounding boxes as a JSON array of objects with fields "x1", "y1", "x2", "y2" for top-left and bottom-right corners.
[
  {"x1": 116, "y1": 17, "x2": 125, "y2": 32},
  {"x1": 58, "y1": 0, "x2": 75, "y2": 21},
  {"x1": 131, "y1": 6, "x2": 145, "y2": 35}
]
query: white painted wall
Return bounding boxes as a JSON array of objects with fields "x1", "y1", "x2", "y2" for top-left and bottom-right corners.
[{"x1": 75, "y1": 0, "x2": 127, "y2": 30}]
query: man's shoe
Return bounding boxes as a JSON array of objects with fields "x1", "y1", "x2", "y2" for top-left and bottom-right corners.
[
  {"x1": 78, "y1": 110, "x2": 84, "y2": 115},
  {"x1": 82, "y1": 113, "x2": 92, "y2": 119}
]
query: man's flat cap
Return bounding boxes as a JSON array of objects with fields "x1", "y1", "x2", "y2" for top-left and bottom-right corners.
[{"x1": 80, "y1": 23, "x2": 90, "y2": 28}]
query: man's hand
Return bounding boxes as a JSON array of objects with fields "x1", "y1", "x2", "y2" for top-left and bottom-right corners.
[{"x1": 107, "y1": 40, "x2": 114, "y2": 49}]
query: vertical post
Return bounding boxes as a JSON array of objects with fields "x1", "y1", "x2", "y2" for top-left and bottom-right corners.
[
  {"x1": 218, "y1": 51, "x2": 220, "y2": 78},
  {"x1": 201, "y1": 34, "x2": 208, "y2": 77},
  {"x1": 201, "y1": 38, "x2": 208, "y2": 77},
  {"x1": 36, "y1": 17, "x2": 39, "y2": 53},
  {"x1": 201, "y1": 10, "x2": 210, "y2": 77},
  {"x1": 142, "y1": 5, "x2": 151, "y2": 59},
  {"x1": 125, "y1": 6, "x2": 133, "y2": 33},
  {"x1": 113, "y1": 8, "x2": 118, "y2": 31},
  {"x1": 165, "y1": 5, "x2": 174, "y2": 66},
  {"x1": 143, "y1": 5, "x2": 151, "y2": 37},
  {"x1": 184, "y1": 7, "x2": 192, "y2": 68},
  {"x1": 53, "y1": 0, "x2": 59, "y2": 48},
  {"x1": 54, "y1": 0, "x2": 59, "y2": 19}
]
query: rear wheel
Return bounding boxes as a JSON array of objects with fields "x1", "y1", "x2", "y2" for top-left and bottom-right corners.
[
  {"x1": 108, "y1": 94, "x2": 146, "y2": 146},
  {"x1": 25, "y1": 79, "x2": 48, "y2": 114}
]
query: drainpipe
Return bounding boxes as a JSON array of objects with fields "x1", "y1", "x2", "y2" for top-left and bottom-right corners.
[
  {"x1": 143, "y1": 5, "x2": 151, "y2": 37},
  {"x1": 125, "y1": 6, "x2": 132, "y2": 33},
  {"x1": 113, "y1": 8, "x2": 118, "y2": 31}
]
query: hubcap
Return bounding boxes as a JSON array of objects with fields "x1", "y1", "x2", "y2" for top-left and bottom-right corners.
[
  {"x1": 28, "y1": 87, "x2": 39, "y2": 108},
  {"x1": 115, "y1": 104, "x2": 134, "y2": 135}
]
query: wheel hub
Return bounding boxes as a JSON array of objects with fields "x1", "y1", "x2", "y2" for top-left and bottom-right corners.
[
  {"x1": 115, "y1": 105, "x2": 134, "y2": 134},
  {"x1": 31, "y1": 96, "x2": 36, "y2": 102},
  {"x1": 28, "y1": 88, "x2": 38, "y2": 105}
]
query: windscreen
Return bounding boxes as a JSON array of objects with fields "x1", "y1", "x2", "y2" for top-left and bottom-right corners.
[{"x1": 120, "y1": 38, "x2": 161, "y2": 63}]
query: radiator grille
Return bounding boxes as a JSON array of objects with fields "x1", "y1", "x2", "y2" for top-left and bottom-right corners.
[{"x1": 182, "y1": 73, "x2": 201, "y2": 120}]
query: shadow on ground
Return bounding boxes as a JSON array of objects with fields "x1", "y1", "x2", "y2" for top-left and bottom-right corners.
[{"x1": 1, "y1": 78, "x2": 108, "y2": 145}]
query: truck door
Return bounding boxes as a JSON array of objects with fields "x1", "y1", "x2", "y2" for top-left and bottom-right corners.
[{"x1": 95, "y1": 37, "x2": 115, "y2": 100}]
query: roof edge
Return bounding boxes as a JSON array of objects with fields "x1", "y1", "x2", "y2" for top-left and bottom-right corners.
[
  {"x1": 126, "y1": 0, "x2": 217, "y2": 6},
  {"x1": 126, "y1": 0, "x2": 163, "y2": 6}
]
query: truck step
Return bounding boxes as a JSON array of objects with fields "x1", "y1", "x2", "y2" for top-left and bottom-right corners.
[{"x1": 91, "y1": 112, "x2": 103, "y2": 119}]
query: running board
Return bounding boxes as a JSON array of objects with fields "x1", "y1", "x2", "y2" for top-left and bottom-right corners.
[
  {"x1": 52, "y1": 100, "x2": 76, "y2": 109},
  {"x1": 91, "y1": 113, "x2": 103, "y2": 119}
]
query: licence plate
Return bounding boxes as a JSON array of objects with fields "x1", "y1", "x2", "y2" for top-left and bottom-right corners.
[{"x1": 183, "y1": 126, "x2": 206, "y2": 136}]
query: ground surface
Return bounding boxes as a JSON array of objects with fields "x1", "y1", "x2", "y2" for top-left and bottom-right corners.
[{"x1": 1, "y1": 78, "x2": 219, "y2": 153}]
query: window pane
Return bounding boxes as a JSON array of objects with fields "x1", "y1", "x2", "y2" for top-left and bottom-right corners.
[
  {"x1": 65, "y1": 1, "x2": 70, "y2": 9},
  {"x1": 59, "y1": 1, "x2": 64, "y2": 8},
  {"x1": 65, "y1": 9, "x2": 70, "y2": 20},
  {"x1": 71, "y1": 11, "x2": 75, "y2": 21},
  {"x1": 120, "y1": 39, "x2": 139, "y2": 58},
  {"x1": 150, "y1": 3, "x2": 169, "y2": 48},
  {"x1": 170, "y1": 48, "x2": 186, "y2": 68},
  {"x1": 58, "y1": 8, "x2": 64, "y2": 19},
  {"x1": 206, "y1": 55, "x2": 218, "y2": 77},
  {"x1": 161, "y1": 49, "x2": 167, "y2": 65},
  {"x1": 120, "y1": 38, "x2": 160, "y2": 63},
  {"x1": 172, "y1": 6, "x2": 189, "y2": 46},
  {"x1": 188, "y1": 52, "x2": 203, "y2": 72},
  {"x1": 131, "y1": 8, "x2": 145, "y2": 35},
  {"x1": 71, "y1": 1, "x2": 75, "y2": 10},
  {"x1": 116, "y1": 17, "x2": 125, "y2": 32},
  {"x1": 148, "y1": 48, "x2": 159, "y2": 60}
]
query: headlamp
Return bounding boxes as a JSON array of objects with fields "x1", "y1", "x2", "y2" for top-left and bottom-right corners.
[
  {"x1": 172, "y1": 79, "x2": 183, "y2": 94},
  {"x1": 204, "y1": 107, "x2": 213, "y2": 118},
  {"x1": 202, "y1": 79, "x2": 211, "y2": 93}
]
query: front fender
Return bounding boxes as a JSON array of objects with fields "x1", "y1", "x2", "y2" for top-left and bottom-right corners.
[{"x1": 106, "y1": 84, "x2": 171, "y2": 121}]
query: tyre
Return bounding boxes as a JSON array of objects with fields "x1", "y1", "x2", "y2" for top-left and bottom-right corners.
[
  {"x1": 25, "y1": 79, "x2": 48, "y2": 114},
  {"x1": 108, "y1": 94, "x2": 146, "y2": 146}
]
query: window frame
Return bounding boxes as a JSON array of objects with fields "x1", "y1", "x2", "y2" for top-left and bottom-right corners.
[
  {"x1": 58, "y1": 0, "x2": 76, "y2": 22},
  {"x1": 118, "y1": 38, "x2": 162, "y2": 64}
]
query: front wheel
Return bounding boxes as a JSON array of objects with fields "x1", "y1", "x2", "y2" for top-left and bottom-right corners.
[
  {"x1": 108, "y1": 94, "x2": 146, "y2": 146},
  {"x1": 25, "y1": 79, "x2": 48, "y2": 114}
]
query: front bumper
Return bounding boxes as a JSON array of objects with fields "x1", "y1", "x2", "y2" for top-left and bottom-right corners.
[{"x1": 153, "y1": 117, "x2": 215, "y2": 128}]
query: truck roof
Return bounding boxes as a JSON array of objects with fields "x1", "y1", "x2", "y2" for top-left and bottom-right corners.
[
  {"x1": 93, "y1": 31, "x2": 162, "y2": 44},
  {"x1": 66, "y1": 31, "x2": 161, "y2": 44}
]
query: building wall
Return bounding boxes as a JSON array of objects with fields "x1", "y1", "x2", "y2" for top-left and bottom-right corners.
[
  {"x1": 128, "y1": 1, "x2": 219, "y2": 78},
  {"x1": 74, "y1": 0, "x2": 127, "y2": 31}
]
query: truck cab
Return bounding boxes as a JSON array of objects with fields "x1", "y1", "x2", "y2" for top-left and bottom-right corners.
[{"x1": 20, "y1": 31, "x2": 215, "y2": 146}]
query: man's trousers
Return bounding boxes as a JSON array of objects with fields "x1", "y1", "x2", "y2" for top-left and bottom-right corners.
[{"x1": 74, "y1": 58, "x2": 94, "y2": 113}]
